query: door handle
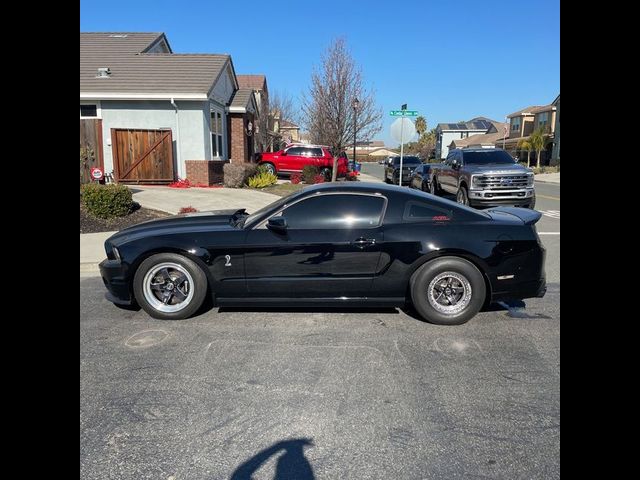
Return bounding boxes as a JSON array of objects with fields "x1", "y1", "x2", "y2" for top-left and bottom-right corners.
[{"x1": 352, "y1": 237, "x2": 376, "y2": 248}]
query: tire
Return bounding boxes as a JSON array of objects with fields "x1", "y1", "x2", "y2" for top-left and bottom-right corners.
[
  {"x1": 410, "y1": 257, "x2": 486, "y2": 325},
  {"x1": 421, "y1": 180, "x2": 429, "y2": 192},
  {"x1": 320, "y1": 167, "x2": 332, "y2": 181},
  {"x1": 133, "y1": 253, "x2": 208, "y2": 320},
  {"x1": 430, "y1": 176, "x2": 439, "y2": 195},
  {"x1": 528, "y1": 192, "x2": 536, "y2": 209},
  {"x1": 456, "y1": 186, "x2": 469, "y2": 206},
  {"x1": 262, "y1": 162, "x2": 276, "y2": 176}
]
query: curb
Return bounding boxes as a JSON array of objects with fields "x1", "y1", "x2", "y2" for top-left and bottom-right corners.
[{"x1": 534, "y1": 180, "x2": 560, "y2": 185}]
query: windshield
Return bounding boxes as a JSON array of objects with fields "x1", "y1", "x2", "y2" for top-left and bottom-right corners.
[
  {"x1": 463, "y1": 150, "x2": 516, "y2": 165},
  {"x1": 241, "y1": 189, "x2": 304, "y2": 228}
]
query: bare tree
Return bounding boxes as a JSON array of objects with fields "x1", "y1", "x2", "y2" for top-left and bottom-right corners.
[
  {"x1": 302, "y1": 37, "x2": 383, "y2": 181},
  {"x1": 268, "y1": 90, "x2": 299, "y2": 151}
]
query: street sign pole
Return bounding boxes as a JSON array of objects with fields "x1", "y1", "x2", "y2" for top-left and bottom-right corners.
[{"x1": 399, "y1": 105, "x2": 406, "y2": 186}]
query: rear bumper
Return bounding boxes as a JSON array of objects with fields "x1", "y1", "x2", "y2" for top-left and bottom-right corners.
[
  {"x1": 491, "y1": 277, "x2": 547, "y2": 302},
  {"x1": 99, "y1": 259, "x2": 133, "y2": 305}
]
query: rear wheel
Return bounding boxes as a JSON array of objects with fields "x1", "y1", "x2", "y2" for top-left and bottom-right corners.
[
  {"x1": 320, "y1": 167, "x2": 332, "y2": 181},
  {"x1": 410, "y1": 257, "x2": 486, "y2": 325},
  {"x1": 133, "y1": 253, "x2": 208, "y2": 320}
]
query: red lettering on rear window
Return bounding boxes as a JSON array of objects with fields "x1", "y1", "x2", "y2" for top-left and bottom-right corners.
[{"x1": 432, "y1": 215, "x2": 450, "y2": 221}]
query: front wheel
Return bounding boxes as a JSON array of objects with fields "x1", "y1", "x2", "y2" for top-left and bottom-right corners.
[
  {"x1": 410, "y1": 257, "x2": 486, "y2": 325},
  {"x1": 261, "y1": 162, "x2": 276, "y2": 176},
  {"x1": 456, "y1": 186, "x2": 469, "y2": 206},
  {"x1": 133, "y1": 253, "x2": 208, "y2": 320},
  {"x1": 528, "y1": 192, "x2": 536, "y2": 209}
]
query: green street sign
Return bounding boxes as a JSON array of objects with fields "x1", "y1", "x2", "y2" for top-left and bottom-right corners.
[{"x1": 390, "y1": 110, "x2": 418, "y2": 116}]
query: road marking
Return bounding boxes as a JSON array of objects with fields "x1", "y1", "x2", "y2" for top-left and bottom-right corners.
[
  {"x1": 538, "y1": 232, "x2": 560, "y2": 235},
  {"x1": 537, "y1": 194, "x2": 560, "y2": 201},
  {"x1": 538, "y1": 210, "x2": 560, "y2": 219}
]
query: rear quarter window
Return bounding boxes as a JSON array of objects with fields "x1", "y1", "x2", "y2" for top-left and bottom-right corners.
[{"x1": 403, "y1": 200, "x2": 452, "y2": 223}]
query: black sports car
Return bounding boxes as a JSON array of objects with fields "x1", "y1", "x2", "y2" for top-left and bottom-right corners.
[{"x1": 99, "y1": 183, "x2": 546, "y2": 325}]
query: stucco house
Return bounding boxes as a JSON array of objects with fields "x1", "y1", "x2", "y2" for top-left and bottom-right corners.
[
  {"x1": 435, "y1": 117, "x2": 502, "y2": 159},
  {"x1": 447, "y1": 122, "x2": 508, "y2": 150},
  {"x1": 80, "y1": 32, "x2": 264, "y2": 185},
  {"x1": 501, "y1": 101, "x2": 558, "y2": 165}
]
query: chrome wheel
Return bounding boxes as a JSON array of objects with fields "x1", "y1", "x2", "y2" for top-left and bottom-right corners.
[
  {"x1": 263, "y1": 163, "x2": 276, "y2": 175},
  {"x1": 456, "y1": 188, "x2": 469, "y2": 205},
  {"x1": 142, "y1": 262, "x2": 195, "y2": 313},
  {"x1": 427, "y1": 271, "x2": 472, "y2": 315}
]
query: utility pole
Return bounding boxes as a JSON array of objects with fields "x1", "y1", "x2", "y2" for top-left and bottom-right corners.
[{"x1": 399, "y1": 104, "x2": 407, "y2": 186}]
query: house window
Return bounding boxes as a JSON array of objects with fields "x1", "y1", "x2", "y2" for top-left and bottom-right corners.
[
  {"x1": 211, "y1": 110, "x2": 224, "y2": 159},
  {"x1": 511, "y1": 118, "x2": 521, "y2": 132},
  {"x1": 538, "y1": 112, "x2": 549, "y2": 128},
  {"x1": 80, "y1": 104, "x2": 98, "y2": 118}
]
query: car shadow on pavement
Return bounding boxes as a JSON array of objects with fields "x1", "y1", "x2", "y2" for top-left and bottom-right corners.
[
  {"x1": 229, "y1": 438, "x2": 315, "y2": 480},
  {"x1": 217, "y1": 306, "x2": 399, "y2": 315}
]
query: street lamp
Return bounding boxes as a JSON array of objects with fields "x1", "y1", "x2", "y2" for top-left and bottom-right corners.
[{"x1": 352, "y1": 98, "x2": 360, "y2": 171}]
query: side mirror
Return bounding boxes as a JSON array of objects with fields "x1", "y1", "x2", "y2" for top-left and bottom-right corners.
[
  {"x1": 267, "y1": 216, "x2": 287, "y2": 233},
  {"x1": 280, "y1": 150, "x2": 287, "y2": 156},
  {"x1": 451, "y1": 160, "x2": 460, "y2": 169}
]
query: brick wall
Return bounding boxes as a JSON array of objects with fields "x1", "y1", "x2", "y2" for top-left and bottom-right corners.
[
  {"x1": 185, "y1": 160, "x2": 226, "y2": 185},
  {"x1": 229, "y1": 114, "x2": 247, "y2": 164}
]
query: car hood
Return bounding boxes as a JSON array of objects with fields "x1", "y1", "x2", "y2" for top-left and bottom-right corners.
[
  {"x1": 464, "y1": 163, "x2": 532, "y2": 174},
  {"x1": 108, "y1": 208, "x2": 244, "y2": 245}
]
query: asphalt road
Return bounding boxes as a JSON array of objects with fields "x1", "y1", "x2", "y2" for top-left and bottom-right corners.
[{"x1": 81, "y1": 282, "x2": 559, "y2": 478}]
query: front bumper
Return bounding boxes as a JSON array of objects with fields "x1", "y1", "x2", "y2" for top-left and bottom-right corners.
[
  {"x1": 468, "y1": 188, "x2": 535, "y2": 207},
  {"x1": 99, "y1": 259, "x2": 133, "y2": 305}
]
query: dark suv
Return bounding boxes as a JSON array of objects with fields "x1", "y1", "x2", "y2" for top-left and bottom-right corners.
[{"x1": 384, "y1": 156, "x2": 422, "y2": 185}]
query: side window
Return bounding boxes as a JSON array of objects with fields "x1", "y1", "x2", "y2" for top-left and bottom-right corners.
[
  {"x1": 445, "y1": 153, "x2": 454, "y2": 165},
  {"x1": 403, "y1": 200, "x2": 452, "y2": 223},
  {"x1": 456, "y1": 151, "x2": 463, "y2": 165},
  {"x1": 281, "y1": 194, "x2": 386, "y2": 229},
  {"x1": 286, "y1": 147, "x2": 303, "y2": 156}
]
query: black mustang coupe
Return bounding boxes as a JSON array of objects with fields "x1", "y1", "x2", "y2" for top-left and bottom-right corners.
[{"x1": 99, "y1": 183, "x2": 546, "y2": 325}]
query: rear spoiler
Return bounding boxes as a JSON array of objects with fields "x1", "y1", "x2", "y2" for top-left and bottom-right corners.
[{"x1": 487, "y1": 207, "x2": 542, "y2": 225}]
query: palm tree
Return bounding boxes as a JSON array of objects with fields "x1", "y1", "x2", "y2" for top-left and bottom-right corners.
[
  {"x1": 415, "y1": 116, "x2": 427, "y2": 136},
  {"x1": 529, "y1": 127, "x2": 546, "y2": 169},
  {"x1": 517, "y1": 138, "x2": 533, "y2": 167}
]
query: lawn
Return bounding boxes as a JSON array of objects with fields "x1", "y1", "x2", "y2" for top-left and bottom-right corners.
[{"x1": 257, "y1": 182, "x2": 306, "y2": 197}]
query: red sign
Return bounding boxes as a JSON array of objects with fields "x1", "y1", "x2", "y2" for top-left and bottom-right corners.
[{"x1": 90, "y1": 167, "x2": 104, "y2": 180}]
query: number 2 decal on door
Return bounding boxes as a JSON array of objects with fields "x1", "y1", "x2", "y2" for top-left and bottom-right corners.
[{"x1": 224, "y1": 255, "x2": 232, "y2": 267}]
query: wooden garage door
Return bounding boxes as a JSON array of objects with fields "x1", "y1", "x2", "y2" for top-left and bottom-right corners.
[{"x1": 112, "y1": 128, "x2": 175, "y2": 184}]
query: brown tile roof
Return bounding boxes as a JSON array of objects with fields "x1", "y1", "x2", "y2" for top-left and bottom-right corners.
[
  {"x1": 449, "y1": 131, "x2": 506, "y2": 148},
  {"x1": 230, "y1": 88, "x2": 254, "y2": 108},
  {"x1": 507, "y1": 105, "x2": 543, "y2": 118},
  {"x1": 236, "y1": 75, "x2": 267, "y2": 91},
  {"x1": 80, "y1": 32, "x2": 230, "y2": 95}
]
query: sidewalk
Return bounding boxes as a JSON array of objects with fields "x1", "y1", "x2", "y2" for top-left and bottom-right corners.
[
  {"x1": 534, "y1": 172, "x2": 560, "y2": 184},
  {"x1": 80, "y1": 185, "x2": 280, "y2": 274}
]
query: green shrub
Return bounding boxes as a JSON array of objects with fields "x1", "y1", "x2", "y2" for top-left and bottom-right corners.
[
  {"x1": 223, "y1": 163, "x2": 257, "y2": 188},
  {"x1": 247, "y1": 171, "x2": 278, "y2": 188},
  {"x1": 81, "y1": 183, "x2": 133, "y2": 219},
  {"x1": 302, "y1": 165, "x2": 319, "y2": 184}
]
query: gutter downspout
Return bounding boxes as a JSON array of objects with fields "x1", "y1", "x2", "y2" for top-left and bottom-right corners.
[{"x1": 170, "y1": 98, "x2": 182, "y2": 179}]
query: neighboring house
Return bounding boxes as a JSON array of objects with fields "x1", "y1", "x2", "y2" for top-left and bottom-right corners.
[
  {"x1": 448, "y1": 122, "x2": 508, "y2": 150},
  {"x1": 236, "y1": 75, "x2": 270, "y2": 154},
  {"x1": 227, "y1": 88, "x2": 260, "y2": 164},
  {"x1": 80, "y1": 32, "x2": 262, "y2": 185},
  {"x1": 501, "y1": 101, "x2": 558, "y2": 165},
  {"x1": 279, "y1": 120, "x2": 301, "y2": 144},
  {"x1": 345, "y1": 141, "x2": 398, "y2": 161},
  {"x1": 550, "y1": 94, "x2": 560, "y2": 165},
  {"x1": 435, "y1": 117, "x2": 502, "y2": 159}
]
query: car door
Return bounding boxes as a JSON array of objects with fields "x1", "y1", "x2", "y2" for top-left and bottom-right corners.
[
  {"x1": 440, "y1": 153, "x2": 456, "y2": 193},
  {"x1": 244, "y1": 193, "x2": 386, "y2": 298}
]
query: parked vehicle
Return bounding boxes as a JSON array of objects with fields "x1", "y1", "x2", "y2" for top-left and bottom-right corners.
[
  {"x1": 429, "y1": 148, "x2": 536, "y2": 209},
  {"x1": 409, "y1": 164, "x2": 436, "y2": 191},
  {"x1": 100, "y1": 183, "x2": 546, "y2": 326},
  {"x1": 383, "y1": 155, "x2": 422, "y2": 185},
  {"x1": 256, "y1": 144, "x2": 348, "y2": 180}
]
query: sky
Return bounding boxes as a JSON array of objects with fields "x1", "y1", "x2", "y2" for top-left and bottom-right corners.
[{"x1": 80, "y1": 0, "x2": 560, "y2": 147}]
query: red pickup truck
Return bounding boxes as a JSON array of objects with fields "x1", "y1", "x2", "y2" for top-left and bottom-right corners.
[{"x1": 256, "y1": 144, "x2": 348, "y2": 180}]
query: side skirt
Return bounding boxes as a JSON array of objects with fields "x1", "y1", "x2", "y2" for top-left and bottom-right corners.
[{"x1": 215, "y1": 297, "x2": 406, "y2": 308}]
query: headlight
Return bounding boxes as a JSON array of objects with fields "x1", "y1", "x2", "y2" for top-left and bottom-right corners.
[
  {"x1": 472, "y1": 175, "x2": 481, "y2": 187},
  {"x1": 113, "y1": 247, "x2": 121, "y2": 261},
  {"x1": 527, "y1": 174, "x2": 534, "y2": 186}
]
